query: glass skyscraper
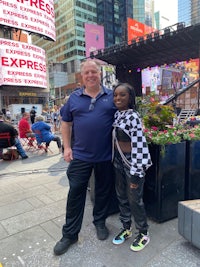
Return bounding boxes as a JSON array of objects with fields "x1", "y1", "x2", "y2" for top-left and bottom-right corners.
[
  {"x1": 32, "y1": 0, "x2": 155, "y2": 92},
  {"x1": 178, "y1": 0, "x2": 200, "y2": 26}
]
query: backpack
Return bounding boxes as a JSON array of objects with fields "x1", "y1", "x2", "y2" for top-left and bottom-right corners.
[{"x1": 2, "y1": 149, "x2": 19, "y2": 160}]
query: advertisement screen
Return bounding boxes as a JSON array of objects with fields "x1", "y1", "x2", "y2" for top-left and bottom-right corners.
[
  {"x1": 85, "y1": 23, "x2": 105, "y2": 58},
  {"x1": 127, "y1": 18, "x2": 144, "y2": 43},
  {"x1": 127, "y1": 18, "x2": 156, "y2": 44},
  {"x1": 0, "y1": 38, "x2": 47, "y2": 88},
  {"x1": 142, "y1": 66, "x2": 162, "y2": 94},
  {"x1": 0, "y1": 0, "x2": 55, "y2": 41}
]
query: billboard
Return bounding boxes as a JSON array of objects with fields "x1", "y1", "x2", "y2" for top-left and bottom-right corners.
[
  {"x1": 127, "y1": 18, "x2": 145, "y2": 43},
  {"x1": 0, "y1": 38, "x2": 47, "y2": 88},
  {"x1": 127, "y1": 18, "x2": 156, "y2": 44},
  {"x1": 142, "y1": 66, "x2": 162, "y2": 94},
  {"x1": 0, "y1": 0, "x2": 55, "y2": 41},
  {"x1": 85, "y1": 23, "x2": 105, "y2": 58}
]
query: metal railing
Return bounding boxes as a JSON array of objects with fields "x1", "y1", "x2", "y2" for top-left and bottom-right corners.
[{"x1": 162, "y1": 77, "x2": 200, "y2": 106}]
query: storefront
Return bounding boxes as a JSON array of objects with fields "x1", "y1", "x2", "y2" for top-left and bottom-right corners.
[{"x1": 0, "y1": 85, "x2": 49, "y2": 112}]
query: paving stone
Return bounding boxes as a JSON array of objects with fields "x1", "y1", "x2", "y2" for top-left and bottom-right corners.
[
  {"x1": 0, "y1": 226, "x2": 54, "y2": 264},
  {"x1": 1, "y1": 200, "x2": 66, "y2": 235},
  {"x1": 0, "y1": 200, "x2": 33, "y2": 220},
  {"x1": 0, "y1": 223, "x2": 8, "y2": 239}
]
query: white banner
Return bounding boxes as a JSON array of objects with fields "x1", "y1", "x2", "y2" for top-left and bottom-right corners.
[
  {"x1": 0, "y1": 0, "x2": 56, "y2": 41},
  {"x1": 0, "y1": 38, "x2": 47, "y2": 88}
]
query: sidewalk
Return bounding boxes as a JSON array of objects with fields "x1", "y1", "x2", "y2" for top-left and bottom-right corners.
[{"x1": 0, "y1": 142, "x2": 200, "y2": 267}]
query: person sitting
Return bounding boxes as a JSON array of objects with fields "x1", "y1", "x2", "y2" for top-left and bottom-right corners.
[
  {"x1": 18, "y1": 112, "x2": 35, "y2": 145},
  {"x1": 31, "y1": 115, "x2": 62, "y2": 152},
  {"x1": 0, "y1": 112, "x2": 28, "y2": 159}
]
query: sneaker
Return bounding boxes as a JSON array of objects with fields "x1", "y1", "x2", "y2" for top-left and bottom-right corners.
[
  {"x1": 112, "y1": 228, "x2": 132, "y2": 245},
  {"x1": 54, "y1": 237, "x2": 78, "y2": 256},
  {"x1": 130, "y1": 232, "x2": 150, "y2": 252},
  {"x1": 95, "y1": 225, "x2": 109, "y2": 240}
]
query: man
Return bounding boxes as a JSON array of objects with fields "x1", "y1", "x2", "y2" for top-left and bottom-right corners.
[
  {"x1": 30, "y1": 106, "x2": 36, "y2": 124},
  {"x1": 0, "y1": 112, "x2": 28, "y2": 159},
  {"x1": 54, "y1": 59, "x2": 116, "y2": 256},
  {"x1": 18, "y1": 112, "x2": 35, "y2": 138}
]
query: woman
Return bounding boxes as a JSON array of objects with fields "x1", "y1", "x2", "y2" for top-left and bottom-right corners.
[
  {"x1": 112, "y1": 83, "x2": 152, "y2": 252},
  {"x1": 31, "y1": 115, "x2": 62, "y2": 152}
]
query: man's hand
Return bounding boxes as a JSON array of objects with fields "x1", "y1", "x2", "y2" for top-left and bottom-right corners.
[{"x1": 63, "y1": 147, "x2": 73, "y2": 162}]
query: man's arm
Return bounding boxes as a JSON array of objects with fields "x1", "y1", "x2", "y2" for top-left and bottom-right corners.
[{"x1": 61, "y1": 121, "x2": 73, "y2": 162}]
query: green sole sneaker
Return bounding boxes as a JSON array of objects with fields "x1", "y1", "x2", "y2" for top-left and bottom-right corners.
[{"x1": 130, "y1": 233, "x2": 150, "y2": 252}]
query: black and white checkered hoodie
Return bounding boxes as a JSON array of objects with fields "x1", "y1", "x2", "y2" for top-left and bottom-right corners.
[{"x1": 113, "y1": 109, "x2": 152, "y2": 177}]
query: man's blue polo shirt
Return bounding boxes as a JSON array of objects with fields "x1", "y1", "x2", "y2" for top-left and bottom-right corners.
[{"x1": 62, "y1": 86, "x2": 116, "y2": 162}]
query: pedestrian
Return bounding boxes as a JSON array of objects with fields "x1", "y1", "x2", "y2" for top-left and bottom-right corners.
[
  {"x1": 112, "y1": 83, "x2": 152, "y2": 252},
  {"x1": 31, "y1": 115, "x2": 62, "y2": 152},
  {"x1": 51, "y1": 105, "x2": 60, "y2": 132},
  {"x1": 30, "y1": 106, "x2": 37, "y2": 124},
  {"x1": 0, "y1": 112, "x2": 28, "y2": 159},
  {"x1": 6, "y1": 109, "x2": 11, "y2": 121},
  {"x1": 53, "y1": 59, "x2": 116, "y2": 256}
]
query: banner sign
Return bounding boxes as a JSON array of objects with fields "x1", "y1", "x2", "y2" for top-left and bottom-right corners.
[
  {"x1": 0, "y1": 0, "x2": 56, "y2": 41},
  {"x1": 0, "y1": 38, "x2": 47, "y2": 88},
  {"x1": 85, "y1": 23, "x2": 105, "y2": 58}
]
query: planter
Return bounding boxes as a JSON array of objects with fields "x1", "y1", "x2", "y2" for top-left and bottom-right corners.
[
  {"x1": 185, "y1": 140, "x2": 200, "y2": 200},
  {"x1": 143, "y1": 142, "x2": 186, "y2": 223}
]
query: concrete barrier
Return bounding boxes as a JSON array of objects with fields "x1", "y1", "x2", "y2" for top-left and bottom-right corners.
[{"x1": 178, "y1": 199, "x2": 200, "y2": 249}]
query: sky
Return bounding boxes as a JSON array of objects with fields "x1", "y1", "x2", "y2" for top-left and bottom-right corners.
[{"x1": 154, "y1": 0, "x2": 178, "y2": 26}]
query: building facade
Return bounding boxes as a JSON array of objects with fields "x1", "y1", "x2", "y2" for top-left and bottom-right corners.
[
  {"x1": 0, "y1": 0, "x2": 56, "y2": 113},
  {"x1": 32, "y1": 0, "x2": 155, "y2": 98},
  {"x1": 178, "y1": 0, "x2": 200, "y2": 26}
]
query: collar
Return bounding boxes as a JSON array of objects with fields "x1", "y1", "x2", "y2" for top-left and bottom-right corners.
[{"x1": 78, "y1": 85, "x2": 108, "y2": 97}]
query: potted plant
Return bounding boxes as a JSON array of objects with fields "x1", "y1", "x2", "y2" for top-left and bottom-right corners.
[
  {"x1": 181, "y1": 125, "x2": 200, "y2": 200},
  {"x1": 140, "y1": 101, "x2": 186, "y2": 223}
]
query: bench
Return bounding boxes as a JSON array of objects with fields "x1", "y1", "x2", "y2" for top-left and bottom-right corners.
[{"x1": 178, "y1": 199, "x2": 200, "y2": 249}]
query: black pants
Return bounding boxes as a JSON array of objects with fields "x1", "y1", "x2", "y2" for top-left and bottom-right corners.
[
  {"x1": 113, "y1": 150, "x2": 148, "y2": 232},
  {"x1": 46, "y1": 136, "x2": 61, "y2": 148},
  {"x1": 62, "y1": 159, "x2": 114, "y2": 239}
]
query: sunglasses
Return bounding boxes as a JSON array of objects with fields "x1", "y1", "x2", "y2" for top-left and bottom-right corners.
[{"x1": 89, "y1": 98, "x2": 96, "y2": 111}]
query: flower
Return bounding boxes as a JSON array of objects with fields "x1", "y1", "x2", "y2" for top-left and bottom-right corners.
[
  {"x1": 181, "y1": 125, "x2": 200, "y2": 141},
  {"x1": 142, "y1": 101, "x2": 176, "y2": 131},
  {"x1": 144, "y1": 126, "x2": 182, "y2": 146}
]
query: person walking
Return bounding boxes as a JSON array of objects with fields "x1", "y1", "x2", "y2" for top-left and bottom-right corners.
[
  {"x1": 30, "y1": 106, "x2": 36, "y2": 124},
  {"x1": 51, "y1": 105, "x2": 60, "y2": 132},
  {"x1": 53, "y1": 59, "x2": 116, "y2": 256},
  {"x1": 112, "y1": 83, "x2": 152, "y2": 252}
]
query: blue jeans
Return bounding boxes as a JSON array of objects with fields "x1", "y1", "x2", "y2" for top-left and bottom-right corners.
[
  {"x1": 0, "y1": 138, "x2": 27, "y2": 158},
  {"x1": 62, "y1": 159, "x2": 114, "y2": 239},
  {"x1": 113, "y1": 150, "x2": 148, "y2": 232},
  {"x1": 15, "y1": 138, "x2": 27, "y2": 157}
]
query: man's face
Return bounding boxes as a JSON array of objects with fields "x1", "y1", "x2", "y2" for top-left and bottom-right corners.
[
  {"x1": 81, "y1": 62, "x2": 101, "y2": 89},
  {"x1": 24, "y1": 113, "x2": 30, "y2": 120}
]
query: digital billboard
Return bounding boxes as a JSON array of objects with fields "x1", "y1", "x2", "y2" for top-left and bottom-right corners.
[
  {"x1": 85, "y1": 23, "x2": 105, "y2": 58},
  {"x1": 127, "y1": 18, "x2": 144, "y2": 43},
  {"x1": 0, "y1": 38, "x2": 47, "y2": 88},
  {"x1": 0, "y1": 0, "x2": 55, "y2": 41},
  {"x1": 127, "y1": 18, "x2": 156, "y2": 44},
  {"x1": 142, "y1": 66, "x2": 162, "y2": 94}
]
